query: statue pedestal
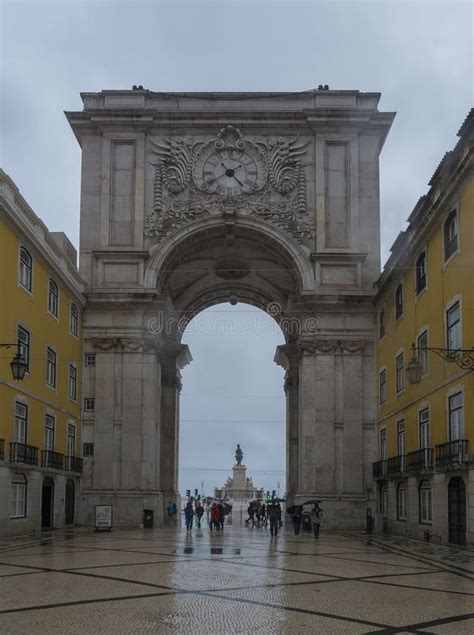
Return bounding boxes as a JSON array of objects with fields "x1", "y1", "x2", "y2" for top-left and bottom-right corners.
[{"x1": 232, "y1": 464, "x2": 247, "y2": 489}]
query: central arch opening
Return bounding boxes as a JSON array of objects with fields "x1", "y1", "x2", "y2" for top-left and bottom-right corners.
[{"x1": 179, "y1": 302, "x2": 286, "y2": 507}]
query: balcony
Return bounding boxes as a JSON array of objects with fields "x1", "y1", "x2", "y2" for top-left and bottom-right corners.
[
  {"x1": 41, "y1": 450, "x2": 64, "y2": 470},
  {"x1": 10, "y1": 442, "x2": 39, "y2": 466},
  {"x1": 435, "y1": 440, "x2": 469, "y2": 470},
  {"x1": 0, "y1": 439, "x2": 4, "y2": 461},
  {"x1": 406, "y1": 448, "x2": 433, "y2": 473},
  {"x1": 65, "y1": 455, "x2": 83, "y2": 473},
  {"x1": 387, "y1": 454, "x2": 406, "y2": 476},
  {"x1": 372, "y1": 460, "x2": 387, "y2": 478}
]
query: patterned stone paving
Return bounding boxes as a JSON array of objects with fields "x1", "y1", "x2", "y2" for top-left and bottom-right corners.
[{"x1": 0, "y1": 524, "x2": 472, "y2": 634}]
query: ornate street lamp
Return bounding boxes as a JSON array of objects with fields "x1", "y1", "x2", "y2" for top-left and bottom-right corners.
[
  {"x1": 406, "y1": 342, "x2": 474, "y2": 385},
  {"x1": 0, "y1": 343, "x2": 27, "y2": 381},
  {"x1": 406, "y1": 344, "x2": 423, "y2": 385}
]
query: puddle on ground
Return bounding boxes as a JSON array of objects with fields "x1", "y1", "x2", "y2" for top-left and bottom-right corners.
[{"x1": 176, "y1": 547, "x2": 241, "y2": 555}]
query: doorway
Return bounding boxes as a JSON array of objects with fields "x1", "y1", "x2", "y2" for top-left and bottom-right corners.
[
  {"x1": 41, "y1": 476, "x2": 54, "y2": 529},
  {"x1": 448, "y1": 477, "x2": 466, "y2": 546},
  {"x1": 65, "y1": 479, "x2": 75, "y2": 525}
]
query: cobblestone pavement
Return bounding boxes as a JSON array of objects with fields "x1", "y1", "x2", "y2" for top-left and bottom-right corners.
[{"x1": 0, "y1": 522, "x2": 473, "y2": 634}]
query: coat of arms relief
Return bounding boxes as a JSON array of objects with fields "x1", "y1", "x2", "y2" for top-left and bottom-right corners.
[{"x1": 145, "y1": 125, "x2": 314, "y2": 247}]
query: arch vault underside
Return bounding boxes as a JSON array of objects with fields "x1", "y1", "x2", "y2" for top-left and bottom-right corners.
[{"x1": 69, "y1": 88, "x2": 394, "y2": 528}]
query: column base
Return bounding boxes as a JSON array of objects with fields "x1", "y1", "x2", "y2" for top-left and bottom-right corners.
[
  {"x1": 291, "y1": 493, "x2": 369, "y2": 530},
  {"x1": 78, "y1": 490, "x2": 167, "y2": 528}
]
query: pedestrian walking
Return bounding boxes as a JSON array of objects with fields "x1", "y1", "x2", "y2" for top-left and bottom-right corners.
[
  {"x1": 210, "y1": 503, "x2": 220, "y2": 532},
  {"x1": 184, "y1": 501, "x2": 194, "y2": 531},
  {"x1": 245, "y1": 502, "x2": 255, "y2": 527},
  {"x1": 291, "y1": 505, "x2": 303, "y2": 536},
  {"x1": 218, "y1": 502, "x2": 225, "y2": 530},
  {"x1": 268, "y1": 503, "x2": 279, "y2": 537},
  {"x1": 166, "y1": 500, "x2": 177, "y2": 526},
  {"x1": 195, "y1": 502, "x2": 204, "y2": 529},
  {"x1": 310, "y1": 502, "x2": 324, "y2": 538}
]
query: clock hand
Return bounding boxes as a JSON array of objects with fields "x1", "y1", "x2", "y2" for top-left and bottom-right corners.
[
  {"x1": 221, "y1": 163, "x2": 243, "y2": 172},
  {"x1": 204, "y1": 171, "x2": 226, "y2": 185},
  {"x1": 232, "y1": 174, "x2": 244, "y2": 187}
]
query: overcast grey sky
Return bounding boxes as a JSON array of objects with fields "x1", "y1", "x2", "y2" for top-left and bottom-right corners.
[{"x1": 1, "y1": 0, "x2": 472, "y2": 496}]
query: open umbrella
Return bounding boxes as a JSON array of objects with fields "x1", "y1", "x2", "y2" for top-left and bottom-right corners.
[{"x1": 302, "y1": 499, "x2": 320, "y2": 506}]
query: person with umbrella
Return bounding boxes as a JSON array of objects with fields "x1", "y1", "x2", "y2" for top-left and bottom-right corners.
[
  {"x1": 267, "y1": 503, "x2": 279, "y2": 538},
  {"x1": 287, "y1": 504, "x2": 303, "y2": 536},
  {"x1": 310, "y1": 501, "x2": 324, "y2": 538}
]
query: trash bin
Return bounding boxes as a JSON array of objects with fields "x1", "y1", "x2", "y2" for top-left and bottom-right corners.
[
  {"x1": 143, "y1": 509, "x2": 154, "y2": 528},
  {"x1": 302, "y1": 512, "x2": 312, "y2": 531}
]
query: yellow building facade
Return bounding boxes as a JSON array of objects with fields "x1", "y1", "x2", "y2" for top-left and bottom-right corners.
[
  {"x1": 374, "y1": 110, "x2": 474, "y2": 545},
  {"x1": 0, "y1": 170, "x2": 85, "y2": 535}
]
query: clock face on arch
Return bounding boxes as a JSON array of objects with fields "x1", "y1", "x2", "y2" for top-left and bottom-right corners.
[{"x1": 193, "y1": 145, "x2": 267, "y2": 197}]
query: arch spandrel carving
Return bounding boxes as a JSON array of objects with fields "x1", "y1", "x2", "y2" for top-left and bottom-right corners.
[{"x1": 145, "y1": 125, "x2": 314, "y2": 249}]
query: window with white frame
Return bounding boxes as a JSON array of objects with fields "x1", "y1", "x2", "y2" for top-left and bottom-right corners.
[
  {"x1": 397, "y1": 484, "x2": 407, "y2": 520},
  {"x1": 46, "y1": 347, "x2": 57, "y2": 388},
  {"x1": 48, "y1": 279, "x2": 59, "y2": 317},
  {"x1": 44, "y1": 415, "x2": 55, "y2": 451},
  {"x1": 70, "y1": 303, "x2": 79, "y2": 337},
  {"x1": 379, "y1": 308, "x2": 386, "y2": 340},
  {"x1": 395, "y1": 351, "x2": 405, "y2": 393},
  {"x1": 19, "y1": 247, "x2": 32, "y2": 292},
  {"x1": 415, "y1": 251, "x2": 427, "y2": 295},
  {"x1": 417, "y1": 330, "x2": 429, "y2": 376},
  {"x1": 379, "y1": 483, "x2": 388, "y2": 517},
  {"x1": 419, "y1": 481, "x2": 432, "y2": 523},
  {"x1": 84, "y1": 398, "x2": 95, "y2": 412},
  {"x1": 419, "y1": 408, "x2": 430, "y2": 449},
  {"x1": 397, "y1": 419, "x2": 406, "y2": 459},
  {"x1": 68, "y1": 365, "x2": 77, "y2": 401},
  {"x1": 17, "y1": 325, "x2": 30, "y2": 372},
  {"x1": 10, "y1": 474, "x2": 27, "y2": 518},
  {"x1": 380, "y1": 429, "x2": 387, "y2": 461},
  {"x1": 67, "y1": 423, "x2": 76, "y2": 457},
  {"x1": 395, "y1": 283, "x2": 403, "y2": 320},
  {"x1": 13, "y1": 402, "x2": 27, "y2": 444},
  {"x1": 444, "y1": 210, "x2": 458, "y2": 261},
  {"x1": 448, "y1": 392, "x2": 463, "y2": 441},
  {"x1": 419, "y1": 408, "x2": 431, "y2": 469},
  {"x1": 379, "y1": 368, "x2": 387, "y2": 405},
  {"x1": 446, "y1": 301, "x2": 461, "y2": 352},
  {"x1": 84, "y1": 353, "x2": 96, "y2": 367}
]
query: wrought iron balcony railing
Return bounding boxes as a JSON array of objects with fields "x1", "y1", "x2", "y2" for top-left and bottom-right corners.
[
  {"x1": 0, "y1": 439, "x2": 4, "y2": 461},
  {"x1": 387, "y1": 454, "x2": 406, "y2": 476},
  {"x1": 65, "y1": 455, "x2": 83, "y2": 473},
  {"x1": 406, "y1": 448, "x2": 433, "y2": 472},
  {"x1": 10, "y1": 442, "x2": 38, "y2": 466},
  {"x1": 41, "y1": 450, "x2": 64, "y2": 470},
  {"x1": 372, "y1": 460, "x2": 387, "y2": 478},
  {"x1": 435, "y1": 439, "x2": 469, "y2": 469}
]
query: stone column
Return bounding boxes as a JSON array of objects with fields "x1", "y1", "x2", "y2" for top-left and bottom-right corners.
[
  {"x1": 158, "y1": 343, "x2": 192, "y2": 502},
  {"x1": 275, "y1": 342, "x2": 301, "y2": 500}
]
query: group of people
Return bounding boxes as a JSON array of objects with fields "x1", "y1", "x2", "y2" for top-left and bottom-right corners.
[
  {"x1": 289, "y1": 502, "x2": 324, "y2": 538},
  {"x1": 183, "y1": 500, "x2": 206, "y2": 531},
  {"x1": 245, "y1": 501, "x2": 283, "y2": 536},
  {"x1": 169, "y1": 499, "x2": 325, "y2": 539}
]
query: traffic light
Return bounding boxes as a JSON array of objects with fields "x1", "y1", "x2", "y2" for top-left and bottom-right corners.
[
  {"x1": 272, "y1": 490, "x2": 276, "y2": 499},
  {"x1": 186, "y1": 489, "x2": 190, "y2": 498},
  {"x1": 194, "y1": 488, "x2": 198, "y2": 496},
  {"x1": 266, "y1": 490, "x2": 270, "y2": 500}
]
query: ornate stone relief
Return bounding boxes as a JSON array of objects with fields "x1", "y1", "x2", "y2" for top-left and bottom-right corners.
[
  {"x1": 298, "y1": 339, "x2": 367, "y2": 355},
  {"x1": 90, "y1": 337, "x2": 160, "y2": 353},
  {"x1": 145, "y1": 125, "x2": 313, "y2": 247}
]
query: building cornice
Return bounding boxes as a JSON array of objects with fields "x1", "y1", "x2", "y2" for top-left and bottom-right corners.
[{"x1": 0, "y1": 170, "x2": 86, "y2": 305}]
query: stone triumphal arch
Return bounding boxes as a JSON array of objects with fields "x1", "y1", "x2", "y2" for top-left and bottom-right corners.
[{"x1": 67, "y1": 89, "x2": 394, "y2": 528}]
